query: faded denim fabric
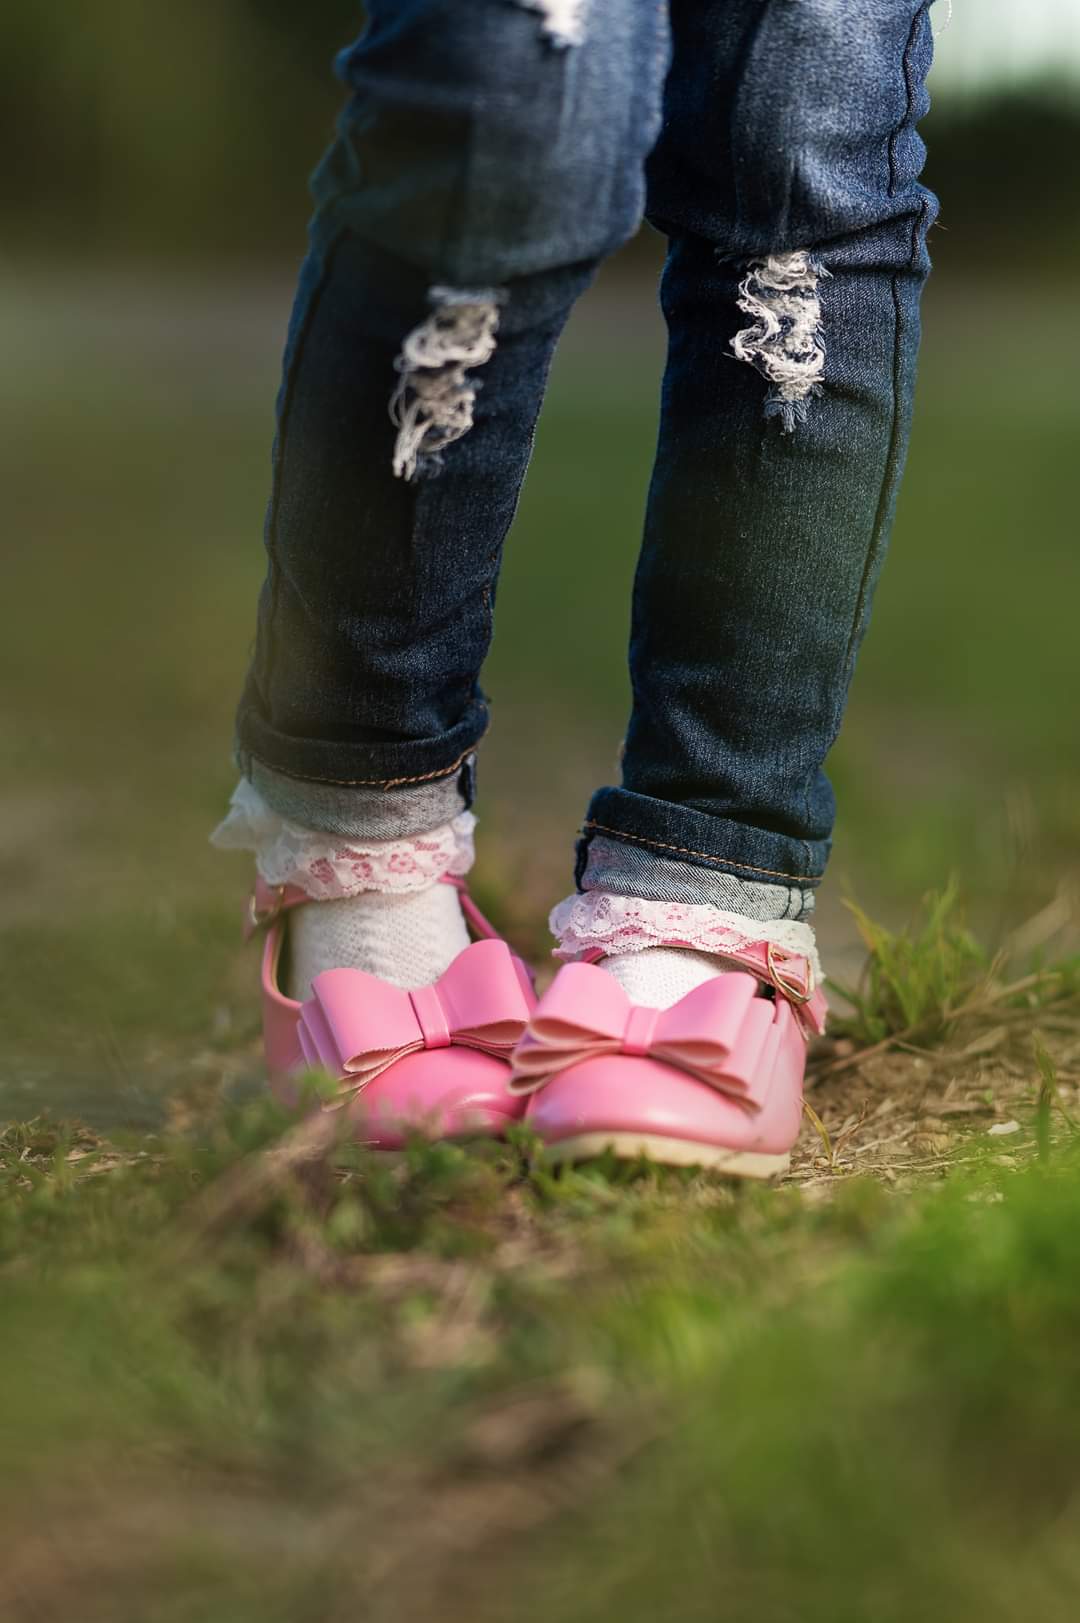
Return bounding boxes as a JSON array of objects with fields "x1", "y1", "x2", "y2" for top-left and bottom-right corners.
[{"x1": 236, "y1": 0, "x2": 938, "y2": 918}]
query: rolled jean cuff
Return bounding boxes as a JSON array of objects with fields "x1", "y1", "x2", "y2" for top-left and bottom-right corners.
[
  {"x1": 578, "y1": 837, "x2": 814, "y2": 922},
  {"x1": 235, "y1": 677, "x2": 487, "y2": 803},
  {"x1": 576, "y1": 789, "x2": 827, "y2": 920},
  {"x1": 239, "y1": 750, "x2": 475, "y2": 840}
]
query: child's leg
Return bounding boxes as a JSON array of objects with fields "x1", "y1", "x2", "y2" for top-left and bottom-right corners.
[
  {"x1": 217, "y1": 2, "x2": 670, "y2": 996},
  {"x1": 561, "y1": 0, "x2": 938, "y2": 996},
  {"x1": 516, "y1": 2, "x2": 937, "y2": 1169}
]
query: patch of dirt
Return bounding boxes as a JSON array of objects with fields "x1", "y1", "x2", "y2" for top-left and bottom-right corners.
[{"x1": 795, "y1": 1009, "x2": 1080, "y2": 1191}]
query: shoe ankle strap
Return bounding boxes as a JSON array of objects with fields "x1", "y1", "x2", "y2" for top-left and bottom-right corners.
[
  {"x1": 730, "y1": 939, "x2": 827, "y2": 1036},
  {"x1": 438, "y1": 874, "x2": 502, "y2": 941},
  {"x1": 243, "y1": 877, "x2": 310, "y2": 941},
  {"x1": 579, "y1": 935, "x2": 827, "y2": 1037},
  {"x1": 243, "y1": 872, "x2": 501, "y2": 944}
]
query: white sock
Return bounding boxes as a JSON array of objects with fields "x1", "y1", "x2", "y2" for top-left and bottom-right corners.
[
  {"x1": 599, "y1": 947, "x2": 728, "y2": 1010},
  {"x1": 285, "y1": 883, "x2": 471, "y2": 1001}
]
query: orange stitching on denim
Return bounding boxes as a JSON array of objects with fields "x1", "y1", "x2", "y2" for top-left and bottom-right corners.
[
  {"x1": 582, "y1": 821, "x2": 821, "y2": 884},
  {"x1": 248, "y1": 740, "x2": 480, "y2": 791}
]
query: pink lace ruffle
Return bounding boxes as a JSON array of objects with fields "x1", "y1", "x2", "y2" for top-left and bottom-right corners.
[
  {"x1": 210, "y1": 778, "x2": 475, "y2": 900},
  {"x1": 549, "y1": 890, "x2": 822, "y2": 982}
]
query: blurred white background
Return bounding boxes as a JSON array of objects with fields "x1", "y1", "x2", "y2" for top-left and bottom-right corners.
[{"x1": 934, "y1": 0, "x2": 1080, "y2": 92}]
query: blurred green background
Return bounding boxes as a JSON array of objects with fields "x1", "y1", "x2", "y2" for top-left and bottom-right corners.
[{"x1": 1, "y1": 4, "x2": 1078, "y2": 1123}]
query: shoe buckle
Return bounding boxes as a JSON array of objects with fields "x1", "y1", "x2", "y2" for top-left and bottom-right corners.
[
  {"x1": 247, "y1": 884, "x2": 286, "y2": 932},
  {"x1": 766, "y1": 941, "x2": 815, "y2": 1006}
]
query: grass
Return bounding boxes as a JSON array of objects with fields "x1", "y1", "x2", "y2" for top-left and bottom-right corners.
[
  {"x1": 829, "y1": 881, "x2": 1080, "y2": 1052},
  {"x1": 3, "y1": 1086, "x2": 1080, "y2": 1621},
  {"x1": 2, "y1": 886, "x2": 1079, "y2": 1620},
  {"x1": 833, "y1": 879, "x2": 994, "y2": 1045}
]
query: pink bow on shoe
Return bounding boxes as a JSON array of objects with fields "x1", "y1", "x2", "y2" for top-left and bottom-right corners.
[
  {"x1": 509, "y1": 962, "x2": 804, "y2": 1106},
  {"x1": 297, "y1": 938, "x2": 534, "y2": 1095}
]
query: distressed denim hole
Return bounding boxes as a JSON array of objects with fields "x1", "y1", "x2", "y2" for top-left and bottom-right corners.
[
  {"x1": 730, "y1": 250, "x2": 830, "y2": 433},
  {"x1": 390, "y1": 287, "x2": 504, "y2": 481}
]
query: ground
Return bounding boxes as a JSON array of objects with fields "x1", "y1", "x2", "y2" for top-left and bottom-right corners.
[
  {"x1": 1, "y1": 258, "x2": 1079, "y2": 1618},
  {"x1": 4, "y1": 967, "x2": 1080, "y2": 1621}
]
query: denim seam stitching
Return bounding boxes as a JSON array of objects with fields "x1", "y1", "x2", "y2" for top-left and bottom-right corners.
[
  {"x1": 260, "y1": 229, "x2": 346, "y2": 702},
  {"x1": 478, "y1": 315, "x2": 564, "y2": 618},
  {"x1": 837, "y1": 4, "x2": 924, "y2": 686},
  {"x1": 240, "y1": 736, "x2": 482, "y2": 792},
  {"x1": 583, "y1": 822, "x2": 823, "y2": 883}
]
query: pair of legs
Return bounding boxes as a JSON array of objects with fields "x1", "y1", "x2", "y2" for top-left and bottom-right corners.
[{"x1": 218, "y1": 0, "x2": 937, "y2": 1013}]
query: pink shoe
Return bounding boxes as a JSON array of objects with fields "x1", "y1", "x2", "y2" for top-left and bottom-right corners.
[
  {"x1": 509, "y1": 943, "x2": 827, "y2": 1177},
  {"x1": 246, "y1": 875, "x2": 534, "y2": 1148}
]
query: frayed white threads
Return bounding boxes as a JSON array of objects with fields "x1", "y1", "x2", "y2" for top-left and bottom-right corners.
[
  {"x1": 390, "y1": 287, "x2": 503, "y2": 481},
  {"x1": 515, "y1": 0, "x2": 588, "y2": 49},
  {"x1": 731, "y1": 251, "x2": 830, "y2": 433}
]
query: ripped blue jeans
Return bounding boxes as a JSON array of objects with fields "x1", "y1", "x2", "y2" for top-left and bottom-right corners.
[{"x1": 234, "y1": 0, "x2": 938, "y2": 923}]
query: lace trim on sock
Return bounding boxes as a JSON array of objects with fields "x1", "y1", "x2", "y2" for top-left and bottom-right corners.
[
  {"x1": 550, "y1": 890, "x2": 822, "y2": 981},
  {"x1": 210, "y1": 778, "x2": 475, "y2": 900}
]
